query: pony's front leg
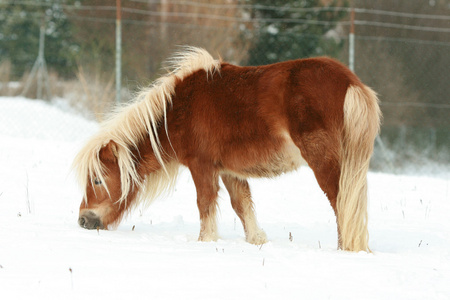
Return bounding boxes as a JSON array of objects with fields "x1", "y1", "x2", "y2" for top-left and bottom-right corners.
[
  {"x1": 221, "y1": 174, "x2": 267, "y2": 245},
  {"x1": 189, "y1": 162, "x2": 220, "y2": 242}
]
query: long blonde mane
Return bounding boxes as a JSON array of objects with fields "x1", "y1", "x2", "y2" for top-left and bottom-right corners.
[{"x1": 73, "y1": 46, "x2": 221, "y2": 205}]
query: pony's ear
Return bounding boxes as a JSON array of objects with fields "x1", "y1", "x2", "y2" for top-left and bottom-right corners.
[{"x1": 100, "y1": 140, "x2": 119, "y2": 163}]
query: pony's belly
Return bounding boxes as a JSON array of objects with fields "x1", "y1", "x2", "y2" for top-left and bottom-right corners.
[{"x1": 225, "y1": 139, "x2": 306, "y2": 178}]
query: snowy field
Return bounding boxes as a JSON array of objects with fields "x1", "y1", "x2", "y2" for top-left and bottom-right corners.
[{"x1": 0, "y1": 96, "x2": 449, "y2": 300}]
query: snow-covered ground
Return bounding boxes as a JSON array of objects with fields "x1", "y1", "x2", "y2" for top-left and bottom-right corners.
[{"x1": 0, "y1": 96, "x2": 449, "y2": 299}]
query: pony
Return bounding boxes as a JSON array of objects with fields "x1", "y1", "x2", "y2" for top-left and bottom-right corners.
[{"x1": 73, "y1": 46, "x2": 381, "y2": 252}]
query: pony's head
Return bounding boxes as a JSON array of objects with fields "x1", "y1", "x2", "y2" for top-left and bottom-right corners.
[
  {"x1": 75, "y1": 140, "x2": 140, "y2": 229},
  {"x1": 74, "y1": 135, "x2": 180, "y2": 230},
  {"x1": 78, "y1": 141, "x2": 130, "y2": 229}
]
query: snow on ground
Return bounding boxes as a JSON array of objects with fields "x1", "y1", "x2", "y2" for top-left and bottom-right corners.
[{"x1": 0, "y1": 96, "x2": 449, "y2": 299}]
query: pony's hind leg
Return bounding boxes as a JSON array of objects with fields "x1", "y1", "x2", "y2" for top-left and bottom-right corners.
[
  {"x1": 294, "y1": 131, "x2": 341, "y2": 246},
  {"x1": 221, "y1": 174, "x2": 267, "y2": 245},
  {"x1": 189, "y1": 162, "x2": 220, "y2": 242}
]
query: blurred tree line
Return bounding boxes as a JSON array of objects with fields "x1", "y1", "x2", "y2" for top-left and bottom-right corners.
[
  {"x1": 0, "y1": 0, "x2": 347, "y2": 83},
  {"x1": 0, "y1": 0, "x2": 78, "y2": 78}
]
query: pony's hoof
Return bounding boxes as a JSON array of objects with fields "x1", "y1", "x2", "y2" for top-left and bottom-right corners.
[
  {"x1": 246, "y1": 230, "x2": 268, "y2": 245},
  {"x1": 198, "y1": 232, "x2": 219, "y2": 242}
]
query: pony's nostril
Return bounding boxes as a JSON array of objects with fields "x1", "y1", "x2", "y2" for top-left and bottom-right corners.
[
  {"x1": 78, "y1": 217, "x2": 86, "y2": 227},
  {"x1": 78, "y1": 211, "x2": 104, "y2": 230}
]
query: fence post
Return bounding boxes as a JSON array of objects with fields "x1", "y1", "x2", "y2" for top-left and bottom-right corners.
[
  {"x1": 21, "y1": 22, "x2": 51, "y2": 100},
  {"x1": 116, "y1": 0, "x2": 122, "y2": 104},
  {"x1": 349, "y1": 7, "x2": 355, "y2": 72},
  {"x1": 348, "y1": 6, "x2": 394, "y2": 171}
]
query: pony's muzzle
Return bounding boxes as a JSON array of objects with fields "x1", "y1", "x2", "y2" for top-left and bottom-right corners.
[{"x1": 78, "y1": 211, "x2": 104, "y2": 230}]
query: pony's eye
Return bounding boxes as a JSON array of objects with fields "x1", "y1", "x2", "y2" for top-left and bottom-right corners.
[{"x1": 94, "y1": 178, "x2": 102, "y2": 185}]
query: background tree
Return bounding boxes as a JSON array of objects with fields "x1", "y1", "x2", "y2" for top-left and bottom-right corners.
[
  {"x1": 245, "y1": 0, "x2": 348, "y2": 65},
  {"x1": 0, "y1": 0, "x2": 78, "y2": 79}
]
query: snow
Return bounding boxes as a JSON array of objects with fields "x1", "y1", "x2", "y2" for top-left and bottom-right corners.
[{"x1": 0, "y1": 96, "x2": 449, "y2": 299}]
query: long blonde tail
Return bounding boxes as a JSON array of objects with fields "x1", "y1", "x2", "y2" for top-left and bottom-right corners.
[{"x1": 337, "y1": 85, "x2": 381, "y2": 252}]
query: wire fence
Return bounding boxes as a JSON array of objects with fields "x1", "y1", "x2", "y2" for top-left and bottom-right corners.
[{"x1": 0, "y1": 0, "x2": 449, "y2": 175}]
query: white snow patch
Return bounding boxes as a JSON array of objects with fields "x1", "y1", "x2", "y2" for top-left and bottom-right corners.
[{"x1": 0, "y1": 96, "x2": 449, "y2": 299}]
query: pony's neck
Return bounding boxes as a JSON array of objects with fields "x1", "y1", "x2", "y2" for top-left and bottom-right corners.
[
  {"x1": 134, "y1": 134, "x2": 173, "y2": 178},
  {"x1": 131, "y1": 132, "x2": 180, "y2": 206}
]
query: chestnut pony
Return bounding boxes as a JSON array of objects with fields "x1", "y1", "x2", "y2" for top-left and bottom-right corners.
[{"x1": 73, "y1": 47, "x2": 381, "y2": 252}]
